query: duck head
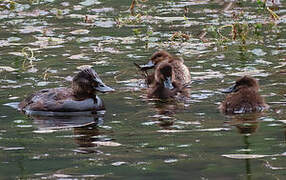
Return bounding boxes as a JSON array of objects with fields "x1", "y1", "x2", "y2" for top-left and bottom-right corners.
[
  {"x1": 222, "y1": 76, "x2": 259, "y2": 93},
  {"x1": 72, "y1": 68, "x2": 114, "y2": 97},
  {"x1": 140, "y1": 50, "x2": 173, "y2": 71},
  {"x1": 154, "y1": 62, "x2": 174, "y2": 90}
]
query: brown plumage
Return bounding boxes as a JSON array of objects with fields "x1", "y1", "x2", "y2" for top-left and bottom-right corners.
[
  {"x1": 147, "y1": 62, "x2": 185, "y2": 99},
  {"x1": 219, "y1": 76, "x2": 269, "y2": 114},
  {"x1": 19, "y1": 68, "x2": 114, "y2": 113},
  {"x1": 140, "y1": 50, "x2": 191, "y2": 86}
]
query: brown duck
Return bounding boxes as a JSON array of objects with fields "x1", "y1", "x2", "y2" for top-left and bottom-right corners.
[
  {"x1": 139, "y1": 50, "x2": 191, "y2": 86},
  {"x1": 219, "y1": 76, "x2": 269, "y2": 114},
  {"x1": 19, "y1": 67, "x2": 114, "y2": 113},
  {"x1": 147, "y1": 62, "x2": 186, "y2": 99}
]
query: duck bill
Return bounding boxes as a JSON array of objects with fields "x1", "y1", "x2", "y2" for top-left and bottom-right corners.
[
  {"x1": 163, "y1": 77, "x2": 174, "y2": 90},
  {"x1": 94, "y1": 78, "x2": 114, "y2": 93},
  {"x1": 222, "y1": 84, "x2": 237, "y2": 93},
  {"x1": 139, "y1": 60, "x2": 155, "y2": 71}
]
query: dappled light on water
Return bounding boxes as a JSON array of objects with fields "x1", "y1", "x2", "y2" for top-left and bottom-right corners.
[{"x1": 0, "y1": 0, "x2": 286, "y2": 179}]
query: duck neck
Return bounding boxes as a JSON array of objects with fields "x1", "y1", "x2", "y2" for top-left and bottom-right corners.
[{"x1": 72, "y1": 84, "x2": 95, "y2": 101}]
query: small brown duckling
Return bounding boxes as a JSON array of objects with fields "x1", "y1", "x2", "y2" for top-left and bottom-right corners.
[
  {"x1": 19, "y1": 67, "x2": 114, "y2": 113},
  {"x1": 139, "y1": 50, "x2": 191, "y2": 85},
  {"x1": 147, "y1": 62, "x2": 184, "y2": 99},
  {"x1": 219, "y1": 76, "x2": 269, "y2": 114}
]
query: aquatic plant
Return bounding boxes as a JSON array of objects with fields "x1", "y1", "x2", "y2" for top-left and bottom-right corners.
[
  {"x1": 203, "y1": 1, "x2": 280, "y2": 47},
  {"x1": 170, "y1": 32, "x2": 190, "y2": 42},
  {"x1": 0, "y1": 0, "x2": 15, "y2": 10},
  {"x1": 115, "y1": 0, "x2": 152, "y2": 27},
  {"x1": 115, "y1": 14, "x2": 142, "y2": 27},
  {"x1": 21, "y1": 47, "x2": 35, "y2": 70}
]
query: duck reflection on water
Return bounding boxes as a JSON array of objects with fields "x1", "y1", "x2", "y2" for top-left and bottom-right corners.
[
  {"x1": 31, "y1": 111, "x2": 105, "y2": 131},
  {"x1": 225, "y1": 113, "x2": 262, "y2": 180},
  {"x1": 226, "y1": 113, "x2": 261, "y2": 135},
  {"x1": 29, "y1": 111, "x2": 117, "y2": 154},
  {"x1": 146, "y1": 99, "x2": 191, "y2": 129}
]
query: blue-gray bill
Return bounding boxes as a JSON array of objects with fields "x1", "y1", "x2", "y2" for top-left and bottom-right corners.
[
  {"x1": 94, "y1": 78, "x2": 114, "y2": 92},
  {"x1": 139, "y1": 60, "x2": 155, "y2": 71},
  {"x1": 221, "y1": 84, "x2": 237, "y2": 93},
  {"x1": 163, "y1": 77, "x2": 174, "y2": 90}
]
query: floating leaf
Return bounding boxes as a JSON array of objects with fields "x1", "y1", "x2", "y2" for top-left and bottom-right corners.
[
  {"x1": 278, "y1": 120, "x2": 286, "y2": 124},
  {"x1": 70, "y1": 29, "x2": 89, "y2": 35},
  {"x1": 222, "y1": 154, "x2": 273, "y2": 159},
  {"x1": 92, "y1": 141, "x2": 121, "y2": 147},
  {"x1": 264, "y1": 160, "x2": 285, "y2": 170},
  {"x1": 191, "y1": 71, "x2": 224, "y2": 80},
  {"x1": 32, "y1": 37, "x2": 65, "y2": 47},
  {"x1": 76, "y1": 65, "x2": 93, "y2": 70},
  {"x1": 0, "y1": 66, "x2": 17, "y2": 72},
  {"x1": 112, "y1": 161, "x2": 127, "y2": 166},
  {"x1": 196, "y1": 128, "x2": 230, "y2": 132},
  {"x1": 19, "y1": 26, "x2": 43, "y2": 34},
  {"x1": 68, "y1": 54, "x2": 89, "y2": 60},
  {"x1": 157, "y1": 130, "x2": 190, "y2": 133},
  {"x1": 229, "y1": 69, "x2": 269, "y2": 77},
  {"x1": 9, "y1": 52, "x2": 24, "y2": 56},
  {"x1": 249, "y1": 48, "x2": 267, "y2": 56},
  {"x1": 3, "y1": 147, "x2": 25, "y2": 151},
  {"x1": 80, "y1": 0, "x2": 101, "y2": 6},
  {"x1": 164, "y1": 159, "x2": 178, "y2": 163},
  {"x1": 92, "y1": 60, "x2": 109, "y2": 65},
  {"x1": 53, "y1": 174, "x2": 71, "y2": 178}
]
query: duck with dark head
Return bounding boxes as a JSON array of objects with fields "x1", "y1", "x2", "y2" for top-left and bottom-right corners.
[
  {"x1": 219, "y1": 76, "x2": 269, "y2": 114},
  {"x1": 147, "y1": 62, "x2": 186, "y2": 99},
  {"x1": 138, "y1": 50, "x2": 191, "y2": 86},
  {"x1": 19, "y1": 67, "x2": 114, "y2": 113}
]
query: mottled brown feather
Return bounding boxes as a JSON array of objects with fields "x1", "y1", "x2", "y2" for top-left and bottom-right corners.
[{"x1": 219, "y1": 76, "x2": 269, "y2": 114}]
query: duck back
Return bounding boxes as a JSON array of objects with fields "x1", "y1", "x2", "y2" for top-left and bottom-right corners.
[
  {"x1": 169, "y1": 60, "x2": 191, "y2": 85},
  {"x1": 220, "y1": 87, "x2": 268, "y2": 114},
  {"x1": 19, "y1": 88, "x2": 104, "y2": 112}
]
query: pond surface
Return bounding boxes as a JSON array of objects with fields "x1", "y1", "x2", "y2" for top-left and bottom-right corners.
[{"x1": 1, "y1": 0, "x2": 286, "y2": 179}]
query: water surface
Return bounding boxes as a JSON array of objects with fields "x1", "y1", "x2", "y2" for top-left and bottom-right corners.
[{"x1": 1, "y1": 0, "x2": 286, "y2": 179}]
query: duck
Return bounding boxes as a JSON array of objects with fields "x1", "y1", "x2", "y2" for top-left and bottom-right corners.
[
  {"x1": 19, "y1": 67, "x2": 114, "y2": 113},
  {"x1": 219, "y1": 76, "x2": 269, "y2": 114},
  {"x1": 139, "y1": 50, "x2": 191, "y2": 86},
  {"x1": 147, "y1": 62, "x2": 186, "y2": 99}
]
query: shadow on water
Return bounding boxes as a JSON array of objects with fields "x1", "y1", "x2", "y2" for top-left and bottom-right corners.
[
  {"x1": 226, "y1": 113, "x2": 262, "y2": 180},
  {"x1": 27, "y1": 110, "x2": 110, "y2": 154},
  {"x1": 29, "y1": 111, "x2": 105, "y2": 130},
  {"x1": 144, "y1": 92, "x2": 191, "y2": 129}
]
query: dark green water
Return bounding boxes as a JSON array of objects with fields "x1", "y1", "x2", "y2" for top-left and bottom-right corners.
[{"x1": 1, "y1": 0, "x2": 286, "y2": 179}]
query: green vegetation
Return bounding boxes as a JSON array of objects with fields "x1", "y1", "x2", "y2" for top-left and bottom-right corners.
[
  {"x1": 21, "y1": 47, "x2": 35, "y2": 70},
  {"x1": 115, "y1": 0, "x2": 281, "y2": 50},
  {"x1": 204, "y1": 1, "x2": 280, "y2": 47},
  {"x1": 0, "y1": 0, "x2": 15, "y2": 10}
]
